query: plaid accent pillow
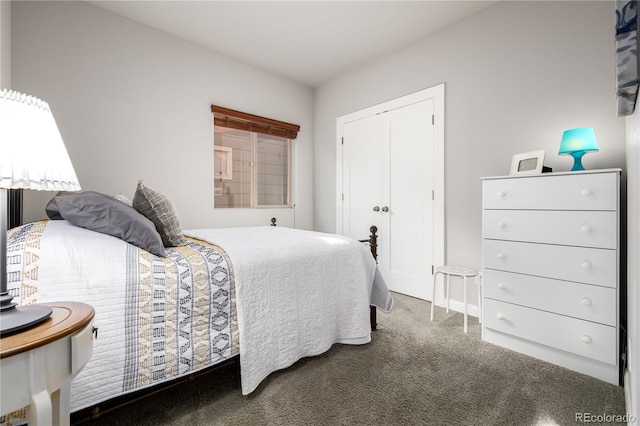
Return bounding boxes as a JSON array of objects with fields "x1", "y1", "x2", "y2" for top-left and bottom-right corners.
[{"x1": 133, "y1": 181, "x2": 184, "y2": 247}]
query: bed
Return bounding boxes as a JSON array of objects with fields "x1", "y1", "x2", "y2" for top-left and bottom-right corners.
[{"x1": 3, "y1": 188, "x2": 392, "y2": 422}]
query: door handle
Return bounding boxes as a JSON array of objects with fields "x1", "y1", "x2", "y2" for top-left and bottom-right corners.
[
  {"x1": 373, "y1": 206, "x2": 380, "y2": 212},
  {"x1": 381, "y1": 206, "x2": 389, "y2": 212}
]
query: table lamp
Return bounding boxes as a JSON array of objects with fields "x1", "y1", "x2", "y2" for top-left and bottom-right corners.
[
  {"x1": 0, "y1": 89, "x2": 81, "y2": 335},
  {"x1": 558, "y1": 127, "x2": 599, "y2": 171}
]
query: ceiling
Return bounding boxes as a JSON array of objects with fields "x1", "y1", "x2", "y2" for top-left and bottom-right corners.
[{"x1": 89, "y1": 1, "x2": 498, "y2": 88}]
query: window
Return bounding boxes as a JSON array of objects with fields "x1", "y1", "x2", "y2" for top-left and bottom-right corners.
[{"x1": 211, "y1": 106, "x2": 300, "y2": 209}]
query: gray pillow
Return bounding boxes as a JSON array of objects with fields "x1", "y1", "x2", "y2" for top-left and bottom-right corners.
[{"x1": 46, "y1": 191, "x2": 167, "y2": 257}]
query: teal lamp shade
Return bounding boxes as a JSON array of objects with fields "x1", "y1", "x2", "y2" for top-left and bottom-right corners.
[{"x1": 558, "y1": 127, "x2": 599, "y2": 171}]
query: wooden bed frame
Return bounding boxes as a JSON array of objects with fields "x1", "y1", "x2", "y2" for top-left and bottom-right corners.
[{"x1": 4, "y1": 200, "x2": 381, "y2": 424}]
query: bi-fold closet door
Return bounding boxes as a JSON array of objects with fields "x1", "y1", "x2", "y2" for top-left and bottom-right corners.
[{"x1": 339, "y1": 98, "x2": 436, "y2": 300}]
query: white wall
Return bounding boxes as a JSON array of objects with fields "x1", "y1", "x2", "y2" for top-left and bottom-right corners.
[
  {"x1": 625, "y1": 103, "x2": 639, "y2": 420},
  {"x1": 0, "y1": 0, "x2": 10, "y2": 88},
  {"x1": 11, "y1": 1, "x2": 314, "y2": 230},
  {"x1": 314, "y1": 1, "x2": 626, "y2": 301}
]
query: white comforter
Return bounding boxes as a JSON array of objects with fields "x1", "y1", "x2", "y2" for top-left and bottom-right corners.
[{"x1": 185, "y1": 226, "x2": 393, "y2": 395}]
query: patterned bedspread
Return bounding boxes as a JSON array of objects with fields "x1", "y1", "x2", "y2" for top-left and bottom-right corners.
[{"x1": 6, "y1": 220, "x2": 238, "y2": 412}]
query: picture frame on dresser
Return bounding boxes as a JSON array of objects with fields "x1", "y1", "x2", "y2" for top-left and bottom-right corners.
[{"x1": 509, "y1": 150, "x2": 546, "y2": 175}]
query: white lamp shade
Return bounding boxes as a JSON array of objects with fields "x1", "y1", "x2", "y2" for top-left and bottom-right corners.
[{"x1": 0, "y1": 90, "x2": 81, "y2": 191}]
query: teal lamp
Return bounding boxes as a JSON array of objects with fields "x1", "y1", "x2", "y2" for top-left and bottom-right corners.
[{"x1": 558, "y1": 127, "x2": 599, "y2": 171}]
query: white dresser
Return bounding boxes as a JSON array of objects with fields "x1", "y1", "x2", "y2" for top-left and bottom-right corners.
[{"x1": 481, "y1": 169, "x2": 621, "y2": 385}]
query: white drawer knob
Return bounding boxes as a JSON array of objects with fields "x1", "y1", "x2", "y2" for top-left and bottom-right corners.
[
  {"x1": 497, "y1": 252, "x2": 505, "y2": 259},
  {"x1": 581, "y1": 188, "x2": 593, "y2": 196},
  {"x1": 497, "y1": 221, "x2": 506, "y2": 230},
  {"x1": 581, "y1": 297, "x2": 593, "y2": 306},
  {"x1": 582, "y1": 335, "x2": 593, "y2": 344},
  {"x1": 497, "y1": 313, "x2": 506, "y2": 321},
  {"x1": 581, "y1": 261, "x2": 592, "y2": 270},
  {"x1": 497, "y1": 283, "x2": 506, "y2": 290},
  {"x1": 581, "y1": 225, "x2": 592, "y2": 233},
  {"x1": 497, "y1": 190, "x2": 506, "y2": 198}
]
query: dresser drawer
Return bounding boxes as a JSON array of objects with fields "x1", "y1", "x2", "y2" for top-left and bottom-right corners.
[
  {"x1": 483, "y1": 269, "x2": 617, "y2": 326},
  {"x1": 482, "y1": 172, "x2": 617, "y2": 211},
  {"x1": 483, "y1": 299, "x2": 616, "y2": 365},
  {"x1": 483, "y1": 210, "x2": 616, "y2": 249},
  {"x1": 483, "y1": 239, "x2": 617, "y2": 288}
]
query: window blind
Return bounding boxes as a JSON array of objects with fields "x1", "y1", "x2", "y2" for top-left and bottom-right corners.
[{"x1": 211, "y1": 105, "x2": 300, "y2": 139}]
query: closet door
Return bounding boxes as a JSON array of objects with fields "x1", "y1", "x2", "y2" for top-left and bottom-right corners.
[
  {"x1": 340, "y1": 100, "x2": 434, "y2": 300},
  {"x1": 381, "y1": 101, "x2": 434, "y2": 299},
  {"x1": 342, "y1": 113, "x2": 384, "y2": 238}
]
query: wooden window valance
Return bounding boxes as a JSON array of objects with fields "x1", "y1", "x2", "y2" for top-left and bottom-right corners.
[{"x1": 211, "y1": 105, "x2": 300, "y2": 139}]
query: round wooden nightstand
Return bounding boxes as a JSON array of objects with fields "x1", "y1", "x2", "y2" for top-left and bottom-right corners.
[{"x1": 1, "y1": 301, "x2": 95, "y2": 425}]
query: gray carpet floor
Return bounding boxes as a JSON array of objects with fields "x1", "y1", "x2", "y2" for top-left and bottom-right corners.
[{"x1": 85, "y1": 292, "x2": 626, "y2": 425}]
